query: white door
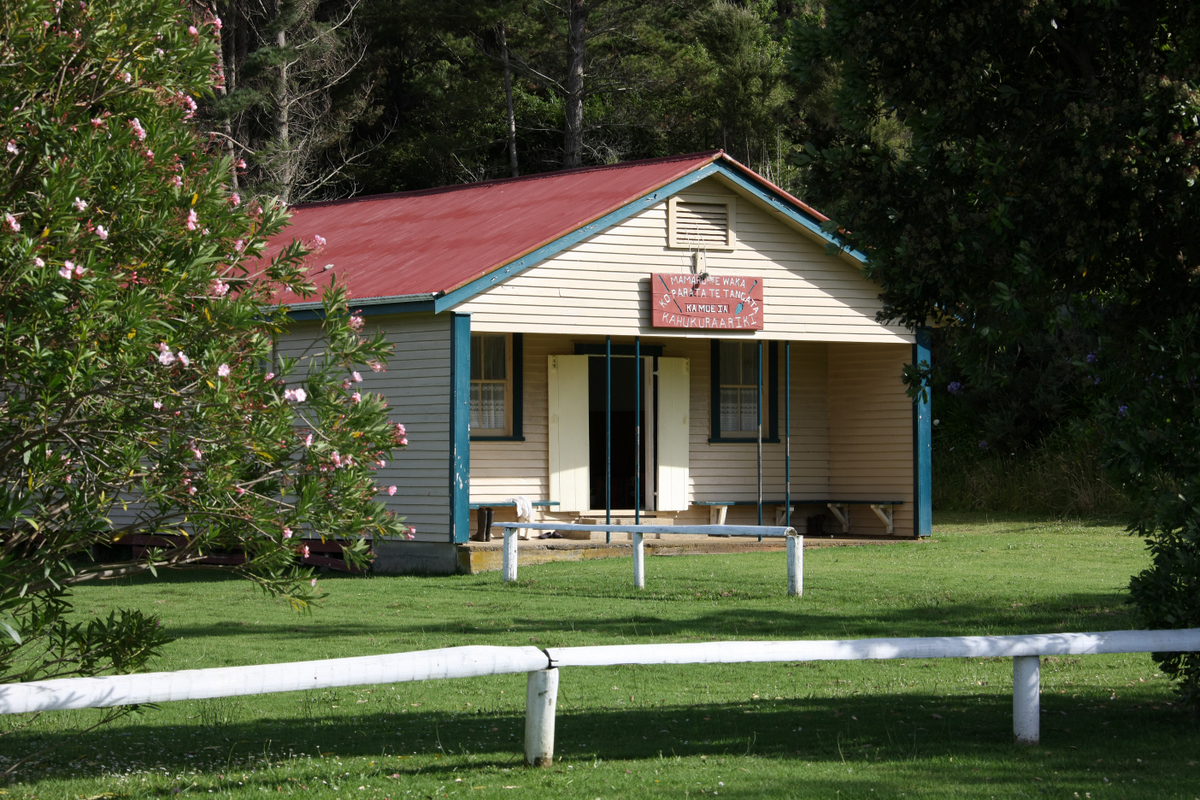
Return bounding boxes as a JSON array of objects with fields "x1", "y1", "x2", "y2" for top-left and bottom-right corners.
[
  {"x1": 656, "y1": 357, "x2": 690, "y2": 511},
  {"x1": 547, "y1": 355, "x2": 590, "y2": 512}
]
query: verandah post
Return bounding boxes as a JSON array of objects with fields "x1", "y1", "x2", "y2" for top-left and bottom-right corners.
[
  {"x1": 633, "y1": 531, "x2": 645, "y2": 589},
  {"x1": 525, "y1": 668, "x2": 560, "y2": 767},
  {"x1": 1012, "y1": 655, "x2": 1040, "y2": 744},
  {"x1": 787, "y1": 533, "x2": 803, "y2": 596},
  {"x1": 503, "y1": 526, "x2": 518, "y2": 582}
]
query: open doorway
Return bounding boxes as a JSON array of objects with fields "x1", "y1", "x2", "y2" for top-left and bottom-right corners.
[{"x1": 588, "y1": 355, "x2": 648, "y2": 510}]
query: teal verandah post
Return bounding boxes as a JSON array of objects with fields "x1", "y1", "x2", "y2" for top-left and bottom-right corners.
[
  {"x1": 913, "y1": 327, "x2": 933, "y2": 537},
  {"x1": 635, "y1": 336, "x2": 641, "y2": 525},
  {"x1": 606, "y1": 335, "x2": 612, "y2": 539},
  {"x1": 785, "y1": 340, "x2": 791, "y2": 529},
  {"x1": 449, "y1": 313, "x2": 472, "y2": 543},
  {"x1": 757, "y1": 340, "x2": 763, "y2": 537}
]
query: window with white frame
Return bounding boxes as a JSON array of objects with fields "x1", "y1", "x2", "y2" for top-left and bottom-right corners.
[
  {"x1": 710, "y1": 339, "x2": 778, "y2": 442},
  {"x1": 470, "y1": 333, "x2": 511, "y2": 436}
]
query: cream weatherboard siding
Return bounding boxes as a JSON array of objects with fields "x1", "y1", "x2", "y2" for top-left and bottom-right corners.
[
  {"x1": 456, "y1": 176, "x2": 910, "y2": 345},
  {"x1": 275, "y1": 314, "x2": 453, "y2": 543},
  {"x1": 827, "y1": 342, "x2": 914, "y2": 537}
]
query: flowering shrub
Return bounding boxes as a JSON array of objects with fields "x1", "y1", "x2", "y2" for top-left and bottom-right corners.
[{"x1": 0, "y1": 0, "x2": 408, "y2": 687}]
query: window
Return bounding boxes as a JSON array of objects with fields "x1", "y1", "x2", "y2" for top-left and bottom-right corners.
[
  {"x1": 710, "y1": 339, "x2": 778, "y2": 442},
  {"x1": 470, "y1": 333, "x2": 523, "y2": 440},
  {"x1": 668, "y1": 195, "x2": 736, "y2": 250}
]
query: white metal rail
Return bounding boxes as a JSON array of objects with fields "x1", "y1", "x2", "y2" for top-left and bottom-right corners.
[
  {"x1": 493, "y1": 523, "x2": 803, "y2": 595},
  {"x1": 4, "y1": 630, "x2": 1199, "y2": 764}
]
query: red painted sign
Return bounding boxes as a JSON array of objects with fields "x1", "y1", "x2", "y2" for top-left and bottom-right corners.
[{"x1": 651, "y1": 273, "x2": 763, "y2": 330}]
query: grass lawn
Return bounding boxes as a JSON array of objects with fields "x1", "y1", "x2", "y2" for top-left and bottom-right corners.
[{"x1": 3, "y1": 514, "x2": 1198, "y2": 799}]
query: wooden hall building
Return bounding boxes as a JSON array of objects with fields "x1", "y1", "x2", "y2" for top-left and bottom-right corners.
[{"x1": 271, "y1": 151, "x2": 932, "y2": 573}]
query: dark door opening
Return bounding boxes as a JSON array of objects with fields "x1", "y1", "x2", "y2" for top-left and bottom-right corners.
[{"x1": 589, "y1": 355, "x2": 645, "y2": 510}]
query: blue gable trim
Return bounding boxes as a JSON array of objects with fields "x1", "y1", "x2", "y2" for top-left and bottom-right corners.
[{"x1": 432, "y1": 161, "x2": 865, "y2": 312}]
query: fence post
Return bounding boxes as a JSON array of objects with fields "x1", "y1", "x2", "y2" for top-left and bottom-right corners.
[
  {"x1": 503, "y1": 526, "x2": 518, "y2": 582},
  {"x1": 787, "y1": 534, "x2": 803, "y2": 596},
  {"x1": 1012, "y1": 655, "x2": 1040, "y2": 744},
  {"x1": 633, "y1": 531, "x2": 645, "y2": 589},
  {"x1": 524, "y1": 668, "x2": 559, "y2": 767}
]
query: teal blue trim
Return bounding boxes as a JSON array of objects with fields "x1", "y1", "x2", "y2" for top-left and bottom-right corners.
[
  {"x1": 913, "y1": 327, "x2": 933, "y2": 537},
  {"x1": 449, "y1": 314, "x2": 472, "y2": 544},
  {"x1": 433, "y1": 163, "x2": 725, "y2": 311},
  {"x1": 711, "y1": 163, "x2": 868, "y2": 264}
]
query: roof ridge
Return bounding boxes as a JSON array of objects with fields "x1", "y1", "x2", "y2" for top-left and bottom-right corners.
[{"x1": 292, "y1": 151, "x2": 723, "y2": 210}]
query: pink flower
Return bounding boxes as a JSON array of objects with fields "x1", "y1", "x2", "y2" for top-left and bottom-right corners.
[
  {"x1": 130, "y1": 118, "x2": 146, "y2": 140},
  {"x1": 399, "y1": 437, "x2": 409, "y2": 446},
  {"x1": 312, "y1": 234, "x2": 326, "y2": 248},
  {"x1": 264, "y1": 372, "x2": 275, "y2": 381},
  {"x1": 303, "y1": 433, "x2": 313, "y2": 447},
  {"x1": 156, "y1": 342, "x2": 175, "y2": 365},
  {"x1": 284, "y1": 387, "x2": 306, "y2": 403},
  {"x1": 282, "y1": 527, "x2": 293, "y2": 539},
  {"x1": 33, "y1": 257, "x2": 44, "y2": 267},
  {"x1": 236, "y1": 159, "x2": 246, "y2": 169},
  {"x1": 90, "y1": 117, "x2": 105, "y2": 128},
  {"x1": 217, "y1": 363, "x2": 231, "y2": 377},
  {"x1": 351, "y1": 392, "x2": 361, "y2": 404},
  {"x1": 406, "y1": 528, "x2": 415, "y2": 540},
  {"x1": 233, "y1": 239, "x2": 245, "y2": 252},
  {"x1": 310, "y1": 578, "x2": 318, "y2": 587},
  {"x1": 376, "y1": 459, "x2": 386, "y2": 468},
  {"x1": 58, "y1": 262, "x2": 74, "y2": 279},
  {"x1": 209, "y1": 278, "x2": 229, "y2": 297},
  {"x1": 169, "y1": 175, "x2": 182, "y2": 188},
  {"x1": 182, "y1": 94, "x2": 197, "y2": 119},
  {"x1": 211, "y1": 16, "x2": 223, "y2": 30},
  {"x1": 385, "y1": 485, "x2": 398, "y2": 496},
  {"x1": 352, "y1": 371, "x2": 362, "y2": 383},
  {"x1": 187, "y1": 485, "x2": 197, "y2": 495},
  {"x1": 301, "y1": 544, "x2": 310, "y2": 558},
  {"x1": 5, "y1": 141, "x2": 17, "y2": 155},
  {"x1": 120, "y1": 71, "x2": 132, "y2": 83},
  {"x1": 187, "y1": 25, "x2": 198, "y2": 36},
  {"x1": 236, "y1": 486, "x2": 245, "y2": 496},
  {"x1": 153, "y1": 400, "x2": 163, "y2": 409},
  {"x1": 330, "y1": 451, "x2": 343, "y2": 468},
  {"x1": 185, "y1": 209, "x2": 197, "y2": 230},
  {"x1": 3, "y1": 212, "x2": 19, "y2": 232},
  {"x1": 370, "y1": 362, "x2": 384, "y2": 372},
  {"x1": 348, "y1": 313, "x2": 364, "y2": 332},
  {"x1": 396, "y1": 423, "x2": 406, "y2": 436},
  {"x1": 95, "y1": 225, "x2": 108, "y2": 240},
  {"x1": 73, "y1": 197, "x2": 87, "y2": 211},
  {"x1": 189, "y1": 442, "x2": 203, "y2": 461},
  {"x1": 74, "y1": 262, "x2": 86, "y2": 278},
  {"x1": 177, "y1": 352, "x2": 189, "y2": 367},
  {"x1": 229, "y1": 192, "x2": 240, "y2": 207}
]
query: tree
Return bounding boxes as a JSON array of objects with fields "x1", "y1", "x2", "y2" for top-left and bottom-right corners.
[
  {"x1": 791, "y1": 0, "x2": 1200, "y2": 708},
  {"x1": 211, "y1": 0, "x2": 382, "y2": 202},
  {"x1": 0, "y1": 0, "x2": 409, "y2": 754}
]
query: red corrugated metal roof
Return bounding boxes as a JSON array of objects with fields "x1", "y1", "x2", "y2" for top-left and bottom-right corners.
[{"x1": 267, "y1": 150, "x2": 828, "y2": 305}]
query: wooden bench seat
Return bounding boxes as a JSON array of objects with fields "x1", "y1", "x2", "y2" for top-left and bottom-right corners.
[
  {"x1": 694, "y1": 499, "x2": 905, "y2": 534},
  {"x1": 469, "y1": 500, "x2": 559, "y2": 541}
]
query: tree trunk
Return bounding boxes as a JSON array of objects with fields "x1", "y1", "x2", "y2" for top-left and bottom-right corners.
[
  {"x1": 500, "y1": 22, "x2": 519, "y2": 178},
  {"x1": 216, "y1": 0, "x2": 239, "y2": 193},
  {"x1": 563, "y1": 0, "x2": 587, "y2": 169},
  {"x1": 275, "y1": 0, "x2": 292, "y2": 203}
]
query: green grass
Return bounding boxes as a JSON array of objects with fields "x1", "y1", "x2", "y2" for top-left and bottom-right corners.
[{"x1": 4, "y1": 514, "x2": 1199, "y2": 799}]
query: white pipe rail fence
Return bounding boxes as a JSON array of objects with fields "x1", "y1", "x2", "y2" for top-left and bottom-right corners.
[
  {"x1": 494, "y1": 523, "x2": 802, "y2": 595},
  {"x1": 4, "y1": 630, "x2": 1199, "y2": 765}
]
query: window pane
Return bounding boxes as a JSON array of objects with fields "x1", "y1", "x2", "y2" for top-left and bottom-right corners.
[
  {"x1": 470, "y1": 335, "x2": 482, "y2": 381},
  {"x1": 719, "y1": 340, "x2": 740, "y2": 385},
  {"x1": 478, "y1": 382, "x2": 506, "y2": 430},
  {"x1": 740, "y1": 387, "x2": 757, "y2": 432},
  {"x1": 740, "y1": 343, "x2": 757, "y2": 388},
  {"x1": 470, "y1": 383, "x2": 482, "y2": 428},
  {"x1": 720, "y1": 387, "x2": 740, "y2": 432},
  {"x1": 483, "y1": 335, "x2": 506, "y2": 380}
]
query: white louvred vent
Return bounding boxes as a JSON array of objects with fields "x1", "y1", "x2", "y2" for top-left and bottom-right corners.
[{"x1": 675, "y1": 202, "x2": 729, "y2": 246}]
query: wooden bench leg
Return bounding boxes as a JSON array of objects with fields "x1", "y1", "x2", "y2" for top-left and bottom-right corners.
[
  {"x1": 709, "y1": 505, "x2": 729, "y2": 526},
  {"x1": 826, "y1": 503, "x2": 850, "y2": 534},
  {"x1": 869, "y1": 504, "x2": 894, "y2": 534}
]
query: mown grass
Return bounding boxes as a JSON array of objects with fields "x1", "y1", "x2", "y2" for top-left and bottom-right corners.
[{"x1": 3, "y1": 514, "x2": 1198, "y2": 799}]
